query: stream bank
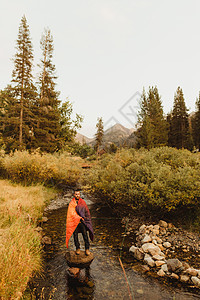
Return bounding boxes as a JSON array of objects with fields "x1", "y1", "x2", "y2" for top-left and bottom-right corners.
[{"x1": 27, "y1": 190, "x2": 200, "y2": 299}]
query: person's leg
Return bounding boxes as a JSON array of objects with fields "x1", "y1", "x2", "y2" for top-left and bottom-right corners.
[
  {"x1": 73, "y1": 225, "x2": 80, "y2": 252},
  {"x1": 79, "y1": 222, "x2": 90, "y2": 253}
]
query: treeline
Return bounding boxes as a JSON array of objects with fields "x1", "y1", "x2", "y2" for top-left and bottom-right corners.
[
  {"x1": 136, "y1": 86, "x2": 200, "y2": 151},
  {"x1": 0, "y1": 16, "x2": 82, "y2": 153}
]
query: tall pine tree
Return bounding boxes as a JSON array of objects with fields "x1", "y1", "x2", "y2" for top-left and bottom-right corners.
[
  {"x1": 168, "y1": 87, "x2": 192, "y2": 149},
  {"x1": 95, "y1": 117, "x2": 104, "y2": 155},
  {"x1": 11, "y1": 15, "x2": 37, "y2": 150},
  {"x1": 191, "y1": 93, "x2": 200, "y2": 150},
  {"x1": 35, "y1": 28, "x2": 61, "y2": 152},
  {"x1": 136, "y1": 86, "x2": 168, "y2": 149}
]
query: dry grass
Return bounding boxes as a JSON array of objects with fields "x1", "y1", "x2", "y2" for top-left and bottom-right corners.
[{"x1": 0, "y1": 180, "x2": 56, "y2": 300}]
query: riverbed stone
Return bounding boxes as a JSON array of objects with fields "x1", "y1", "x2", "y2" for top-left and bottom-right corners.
[
  {"x1": 148, "y1": 246, "x2": 161, "y2": 257},
  {"x1": 171, "y1": 273, "x2": 179, "y2": 280},
  {"x1": 153, "y1": 254, "x2": 165, "y2": 261},
  {"x1": 191, "y1": 276, "x2": 200, "y2": 287},
  {"x1": 141, "y1": 234, "x2": 152, "y2": 244},
  {"x1": 161, "y1": 264, "x2": 168, "y2": 272},
  {"x1": 185, "y1": 268, "x2": 198, "y2": 276},
  {"x1": 129, "y1": 245, "x2": 137, "y2": 254},
  {"x1": 157, "y1": 269, "x2": 165, "y2": 277},
  {"x1": 66, "y1": 250, "x2": 94, "y2": 268},
  {"x1": 182, "y1": 261, "x2": 190, "y2": 271},
  {"x1": 159, "y1": 220, "x2": 168, "y2": 228},
  {"x1": 134, "y1": 248, "x2": 144, "y2": 261},
  {"x1": 163, "y1": 242, "x2": 171, "y2": 248},
  {"x1": 155, "y1": 260, "x2": 165, "y2": 267},
  {"x1": 166, "y1": 259, "x2": 182, "y2": 272},
  {"x1": 141, "y1": 243, "x2": 155, "y2": 253},
  {"x1": 139, "y1": 225, "x2": 146, "y2": 234},
  {"x1": 144, "y1": 255, "x2": 155, "y2": 267},
  {"x1": 180, "y1": 275, "x2": 190, "y2": 283},
  {"x1": 154, "y1": 225, "x2": 160, "y2": 231},
  {"x1": 151, "y1": 229, "x2": 160, "y2": 236}
]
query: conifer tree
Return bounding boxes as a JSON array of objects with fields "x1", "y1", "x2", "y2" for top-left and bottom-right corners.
[
  {"x1": 36, "y1": 28, "x2": 61, "y2": 152},
  {"x1": 191, "y1": 93, "x2": 200, "y2": 150},
  {"x1": 11, "y1": 15, "x2": 37, "y2": 150},
  {"x1": 136, "y1": 86, "x2": 168, "y2": 149},
  {"x1": 94, "y1": 117, "x2": 104, "y2": 155},
  {"x1": 168, "y1": 87, "x2": 192, "y2": 149}
]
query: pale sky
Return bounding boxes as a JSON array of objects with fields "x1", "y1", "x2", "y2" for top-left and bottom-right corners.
[{"x1": 1, "y1": 0, "x2": 200, "y2": 137}]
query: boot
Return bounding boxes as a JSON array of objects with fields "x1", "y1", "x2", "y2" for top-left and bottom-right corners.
[
  {"x1": 75, "y1": 248, "x2": 81, "y2": 255},
  {"x1": 85, "y1": 249, "x2": 91, "y2": 256}
]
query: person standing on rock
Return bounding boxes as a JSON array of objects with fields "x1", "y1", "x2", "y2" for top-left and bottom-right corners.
[{"x1": 66, "y1": 189, "x2": 94, "y2": 256}]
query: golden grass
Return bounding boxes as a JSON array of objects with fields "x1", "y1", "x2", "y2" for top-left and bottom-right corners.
[{"x1": 0, "y1": 180, "x2": 56, "y2": 300}]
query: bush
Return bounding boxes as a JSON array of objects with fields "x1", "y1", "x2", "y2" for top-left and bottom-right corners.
[
  {"x1": 82, "y1": 147, "x2": 200, "y2": 212},
  {"x1": 0, "y1": 150, "x2": 83, "y2": 187}
]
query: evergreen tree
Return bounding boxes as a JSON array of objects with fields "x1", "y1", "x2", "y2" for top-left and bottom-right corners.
[
  {"x1": 59, "y1": 99, "x2": 83, "y2": 146},
  {"x1": 136, "y1": 87, "x2": 168, "y2": 149},
  {"x1": 35, "y1": 28, "x2": 61, "y2": 152},
  {"x1": 168, "y1": 87, "x2": 192, "y2": 149},
  {"x1": 94, "y1": 117, "x2": 104, "y2": 155},
  {"x1": 11, "y1": 15, "x2": 37, "y2": 150},
  {"x1": 191, "y1": 93, "x2": 200, "y2": 150}
]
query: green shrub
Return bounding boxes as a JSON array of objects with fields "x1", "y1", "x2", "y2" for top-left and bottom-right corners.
[{"x1": 82, "y1": 147, "x2": 200, "y2": 212}]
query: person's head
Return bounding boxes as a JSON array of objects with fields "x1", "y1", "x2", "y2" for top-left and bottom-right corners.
[{"x1": 74, "y1": 189, "x2": 80, "y2": 200}]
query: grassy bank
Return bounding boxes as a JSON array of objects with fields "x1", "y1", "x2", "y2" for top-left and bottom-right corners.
[
  {"x1": 0, "y1": 180, "x2": 56, "y2": 300},
  {"x1": 82, "y1": 147, "x2": 200, "y2": 214}
]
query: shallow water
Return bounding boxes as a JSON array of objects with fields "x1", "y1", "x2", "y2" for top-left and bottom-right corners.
[{"x1": 29, "y1": 191, "x2": 200, "y2": 299}]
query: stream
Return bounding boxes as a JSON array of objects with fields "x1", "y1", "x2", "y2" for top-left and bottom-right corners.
[{"x1": 29, "y1": 190, "x2": 200, "y2": 299}]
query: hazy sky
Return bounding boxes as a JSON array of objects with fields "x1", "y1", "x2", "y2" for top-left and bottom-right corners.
[{"x1": 1, "y1": 0, "x2": 200, "y2": 137}]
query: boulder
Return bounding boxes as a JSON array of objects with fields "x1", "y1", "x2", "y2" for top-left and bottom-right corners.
[
  {"x1": 157, "y1": 269, "x2": 165, "y2": 277},
  {"x1": 141, "y1": 234, "x2": 152, "y2": 244},
  {"x1": 140, "y1": 265, "x2": 150, "y2": 273},
  {"x1": 142, "y1": 243, "x2": 156, "y2": 253},
  {"x1": 66, "y1": 250, "x2": 94, "y2": 268},
  {"x1": 180, "y1": 275, "x2": 190, "y2": 283},
  {"x1": 129, "y1": 245, "x2": 137, "y2": 254},
  {"x1": 191, "y1": 276, "x2": 200, "y2": 287},
  {"x1": 148, "y1": 246, "x2": 161, "y2": 257},
  {"x1": 185, "y1": 268, "x2": 198, "y2": 276},
  {"x1": 144, "y1": 255, "x2": 155, "y2": 267},
  {"x1": 134, "y1": 248, "x2": 144, "y2": 261},
  {"x1": 159, "y1": 220, "x2": 168, "y2": 228},
  {"x1": 166, "y1": 259, "x2": 182, "y2": 272}
]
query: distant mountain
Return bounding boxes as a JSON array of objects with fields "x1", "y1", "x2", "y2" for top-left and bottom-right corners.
[
  {"x1": 75, "y1": 123, "x2": 136, "y2": 148},
  {"x1": 75, "y1": 133, "x2": 94, "y2": 145}
]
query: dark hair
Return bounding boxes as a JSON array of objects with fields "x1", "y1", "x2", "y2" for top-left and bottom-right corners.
[{"x1": 74, "y1": 189, "x2": 81, "y2": 193}]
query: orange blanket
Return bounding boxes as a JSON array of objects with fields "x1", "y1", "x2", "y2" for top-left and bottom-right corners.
[{"x1": 66, "y1": 198, "x2": 81, "y2": 248}]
